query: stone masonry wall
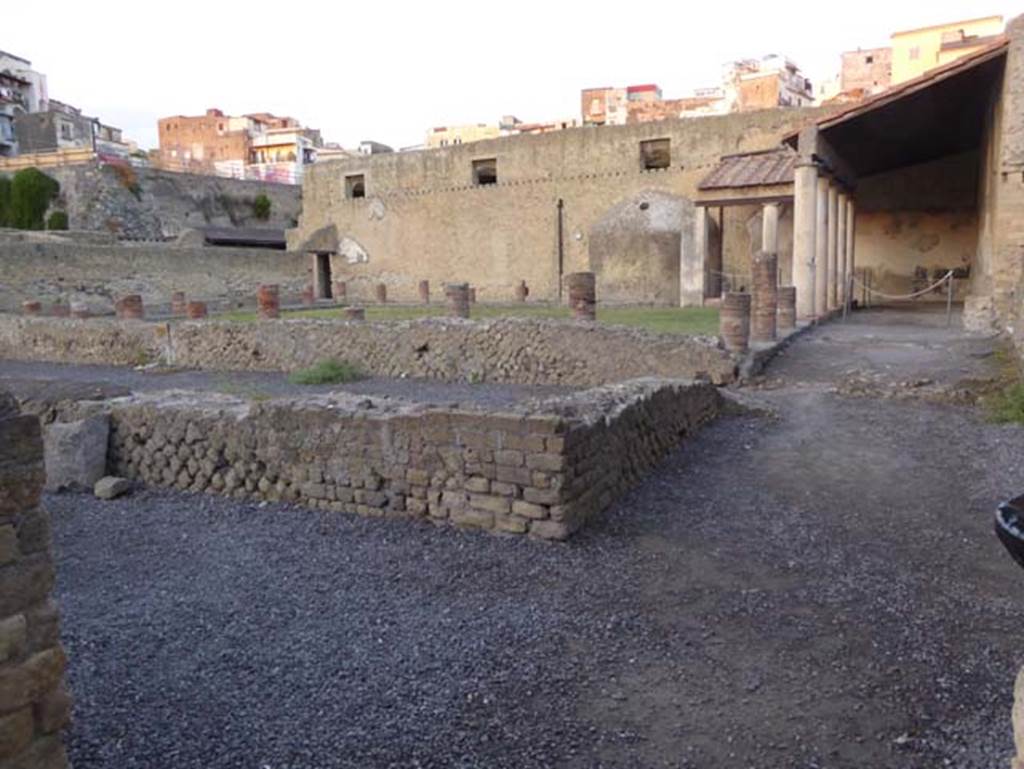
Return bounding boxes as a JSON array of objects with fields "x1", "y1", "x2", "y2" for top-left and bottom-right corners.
[
  {"x1": 103, "y1": 379, "x2": 721, "y2": 540},
  {"x1": 0, "y1": 233, "x2": 308, "y2": 314},
  {"x1": 0, "y1": 392, "x2": 71, "y2": 769},
  {"x1": 0, "y1": 315, "x2": 738, "y2": 386}
]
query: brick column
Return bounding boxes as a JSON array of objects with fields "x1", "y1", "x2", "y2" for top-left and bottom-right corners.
[
  {"x1": 720, "y1": 292, "x2": 751, "y2": 353},
  {"x1": 566, "y1": 272, "x2": 596, "y2": 321},
  {"x1": 257, "y1": 285, "x2": 280, "y2": 319},
  {"x1": 185, "y1": 301, "x2": 208, "y2": 319},
  {"x1": 115, "y1": 295, "x2": 144, "y2": 320},
  {"x1": 375, "y1": 283, "x2": 387, "y2": 303},
  {"x1": 445, "y1": 283, "x2": 471, "y2": 318},
  {"x1": 0, "y1": 392, "x2": 72, "y2": 769},
  {"x1": 170, "y1": 292, "x2": 187, "y2": 316},
  {"x1": 418, "y1": 280, "x2": 430, "y2": 304},
  {"x1": 777, "y1": 286, "x2": 797, "y2": 331},
  {"x1": 751, "y1": 251, "x2": 778, "y2": 342}
]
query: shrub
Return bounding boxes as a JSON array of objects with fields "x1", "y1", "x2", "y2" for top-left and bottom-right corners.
[
  {"x1": 0, "y1": 176, "x2": 10, "y2": 227},
  {"x1": 10, "y1": 168, "x2": 59, "y2": 230},
  {"x1": 288, "y1": 359, "x2": 364, "y2": 385},
  {"x1": 252, "y1": 193, "x2": 272, "y2": 221},
  {"x1": 111, "y1": 163, "x2": 142, "y2": 200},
  {"x1": 46, "y1": 210, "x2": 69, "y2": 230}
]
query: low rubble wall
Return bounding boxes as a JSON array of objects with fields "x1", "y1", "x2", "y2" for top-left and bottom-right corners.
[
  {"x1": 0, "y1": 316, "x2": 738, "y2": 386},
  {"x1": 96, "y1": 378, "x2": 721, "y2": 540}
]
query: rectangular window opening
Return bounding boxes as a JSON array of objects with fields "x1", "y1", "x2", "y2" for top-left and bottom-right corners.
[
  {"x1": 640, "y1": 138, "x2": 671, "y2": 171},
  {"x1": 472, "y1": 158, "x2": 498, "y2": 185},
  {"x1": 345, "y1": 174, "x2": 366, "y2": 199}
]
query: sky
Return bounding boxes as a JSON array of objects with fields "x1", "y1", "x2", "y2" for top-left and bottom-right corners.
[{"x1": 5, "y1": 0, "x2": 1022, "y2": 152}]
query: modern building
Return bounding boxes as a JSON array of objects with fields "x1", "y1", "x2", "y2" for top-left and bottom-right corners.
[
  {"x1": 722, "y1": 55, "x2": 814, "y2": 111},
  {"x1": 890, "y1": 15, "x2": 1003, "y2": 84},
  {"x1": 426, "y1": 123, "x2": 501, "y2": 148},
  {"x1": 0, "y1": 50, "x2": 48, "y2": 157},
  {"x1": 13, "y1": 100, "x2": 96, "y2": 154}
]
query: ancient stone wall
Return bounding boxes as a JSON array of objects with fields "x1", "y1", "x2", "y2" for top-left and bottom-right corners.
[
  {"x1": 0, "y1": 315, "x2": 738, "y2": 386},
  {"x1": 290, "y1": 108, "x2": 829, "y2": 304},
  {"x1": 0, "y1": 233, "x2": 308, "y2": 314},
  {"x1": 0, "y1": 393, "x2": 71, "y2": 768},
  {"x1": 102, "y1": 379, "x2": 721, "y2": 540},
  {"x1": 42, "y1": 164, "x2": 302, "y2": 240}
]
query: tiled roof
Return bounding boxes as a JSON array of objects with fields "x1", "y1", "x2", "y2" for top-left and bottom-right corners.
[{"x1": 698, "y1": 147, "x2": 796, "y2": 191}]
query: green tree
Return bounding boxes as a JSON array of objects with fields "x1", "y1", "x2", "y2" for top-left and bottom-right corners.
[
  {"x1": 0, "y1": 176, "x2": 10, "y2": 227},
  {"x1": 252, "y1": 193, "x2": 272, "y2": 221},
  {"x1": 10, "y1": 168, "x2": 59, "y2": 230},
  {"x1": 46, "y1": 210, "x2": 69, "y2": 230}
]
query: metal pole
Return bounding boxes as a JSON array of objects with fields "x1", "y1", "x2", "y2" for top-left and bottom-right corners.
[{"x1": 946, "y1": 272, "x2": 954, "y2": 328}]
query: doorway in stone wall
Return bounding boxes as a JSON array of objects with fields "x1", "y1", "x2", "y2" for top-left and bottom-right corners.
[{"x1": 314, "y1": 253, "x2": 333, "y2": 299}]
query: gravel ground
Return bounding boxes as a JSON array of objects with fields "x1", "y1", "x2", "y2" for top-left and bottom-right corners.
[
  {"x1": 0, "y1": 359, "x2": 573, "y2": 408},
  {"x1": 48, "y1": 308, "x2": 1024, "y2": 768}
]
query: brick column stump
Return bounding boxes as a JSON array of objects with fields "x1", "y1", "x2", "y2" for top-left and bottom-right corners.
[
  {"x1": 468, "y1": 287, "x2": 477, "y2": 304},
  {"x1": 418, "y1": 280, "x2": 430, "y2": 304},
  {"x1": 751, "y1": 251, "x2": 778, "y2": 343},
  {"x1": 257, "y1": 285, "x2": 280, "y2": 319},
  {"x1": 170, "y1": 291, "x2": 187, "y2": 316},
  {"x1": 186, "y1": 301, "x2": 208, "y2": 319},
  {"x1": 375, "y1": 283, "x2": 388, "y2": 303},
  {"x1": 566, "y1": 272, "x2": 596, "y2": 321},
  {"x1": 0, "y1": 392, "x2": 72, "y2": 769},
  {"x1": 445, "y1": 283, "x2": 471, "y2": 319},
  {"x1": 21, "y1": 301, "x2": 42, "y2": 317},
  {"x1": 333, "y1": 281, "x2": 347, "y2": 304},
  {"x1": 777, "y1": 286, "x2": 797, "y2": 331},
  {"x1": 301, "y1": 285, "x2": 315, "y2": 306},
  {"x1": 720, "y1": 292, "x2": 751, "y2": 353},
  {"x1": 344, "y1": 307, "x2": 366, "y2": 321},
  {"x1": 515, "y1": 280, "x2": 529, "y2": 302},
  {"x1": 50, "y1": 303, "x2": 70, "y2": 318},
  {"x1": 115, "y1": 295, "x2": 144, "y2": 320}
]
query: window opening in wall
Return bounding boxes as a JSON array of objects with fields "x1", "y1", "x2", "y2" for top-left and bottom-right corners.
[
  {"x1": 909, "y1": 46, "x2": 920, "y2": 60},
  {"x1": 865, "y1": 55, "x2": 874, "y2": 63},
  {"x1": 472, "y1": 158, "x2": 498, "y2": 185},
  {"x1": 640, "y1": 138, "x2": 670, "y2": 170},
  {"x1": 345, "y1": 174, "x2": 366, "y2": 199}
]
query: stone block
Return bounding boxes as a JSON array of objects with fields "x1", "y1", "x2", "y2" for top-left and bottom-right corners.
[
  {"x1": 494, "y1": 514, "x2": 528, "y2": 534},
  {"x1": 0, "y1": 528, "x2": 16, "y2": 566},
  {"x1": 526, "y1": 453, "x2": 565, "y2": 472},
  {"x1": 0, "y1": 556, "x2": 54, "y2": 618},
  {"x1": 469, "y1": 494, "x2": 510, "y2": 515},
  {"x1": 529, "y1": 520, "x2": 572, "y2": 541},
  {"x1": 43, "y1": 416, "x2": 109, "y2": 492},
  {"x1": 464, "y1": 477, "x2": 490, "y2": 493},
  {"x1": 0, "y1": 708, "x2": 33, "y2": 761},
  {"x1": 93, "y1": 476, "x2": 131, "y2": 500},
  {"x1": 450, "y1": 508, "x2": 494, "y2": 530},
  {"x1": 523, "y1": 487, "x2": 562, "y2": 506},
  {"x1": 0, "y1": 648, "x2": 65, "y2": 712},
  {"x1": 0, "y1": 416, "x2": 42, "y2": 467},
  {"x1": 0, "y1": 616, "x2": 26, "y2": 664},
  {"x1": 33, "y1": 685, "x2": 72, "y2": 734},
  {"x1": 494, "y1": 450, "x2": 524, "y2": 467},
  {"x1": 511, "y1": 500, "x2": 548, "y2": 520}
]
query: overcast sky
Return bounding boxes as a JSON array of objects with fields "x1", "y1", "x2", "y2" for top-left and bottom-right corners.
[{"x1": 5, "y1": 0, "x2": 1021, "y2": 151}]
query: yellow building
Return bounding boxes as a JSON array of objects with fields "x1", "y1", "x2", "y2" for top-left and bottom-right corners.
[
  {"x1": 425, "y1": 123, "x2": 500, "y2": 149},
  {"x1": 891, "y1": 15, "x2": 1004, "y2": 84}
]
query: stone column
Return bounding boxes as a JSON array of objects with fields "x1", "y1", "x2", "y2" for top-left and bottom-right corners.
[
  {"x1": 751, "y1": 251, "x2": 778, "y2": 342},
  {"x1": 257, "y1": 285, "x2": 280, "y2": 319},
  {"x1": 720, "y1": 292, "x2": 751, "y2": 353},
  {"x1": 761, "y1": 202, "x2": 780, "y2": 256},
  {"x1": 777, "y1": 286, "x2": 797, "y2": 331},
  {"x1": 827, "y1": 184, "x2": 839, "y2": 311},
  {"x1": 814, "y1": 175, "x2": 830, "y2": 318},
  {"x1": 186, "y1": 301, "x2": 208, "y2": 319},
  {"x1": 171, "y1": 292, "x2": 187, "y2": 316},
  {"x1": 566, "y1": 272, "x2": 596, "y2": 321},
  {"x1": 792, "y1": 162, "x2": 818, "y2": 321},
  {"x1": 846, "y1": 199, "x2": 856, "y2": 306},
  {"x1": 836, "y1": 192, "x2": 848, "y2": 309},
  {"x1": 680, "y1": 206, "x2": 708, "y2": 307},
  {"x1": 445, "y1": 283, "x2": 471, "y2": 318},
  {"x1": 116, "y1": 295, "x2": 144, "y2": 320},
  {"x1": 0, "y1": 392, "x2": 73, "y2": 769},
  {"x1": 375, "y1": 283, "x2": 387, "y2": 303}
]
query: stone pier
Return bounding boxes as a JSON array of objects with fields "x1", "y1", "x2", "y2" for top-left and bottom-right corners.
[
  {"x1": 751, "y1": 252, "x2": 778, "y2": 343},
  {"x1": 257, "y1": 285, "x2": 280, "y2": 320},
  {"x1": 445, "y1": 283, "x2": 471, "y2": 319},
  {"x1": 720, "y1": 292, "x2": 751, "y2": 353},
  {"x1": 566, "y1": 272, "x2": 596, "y2": 321}
]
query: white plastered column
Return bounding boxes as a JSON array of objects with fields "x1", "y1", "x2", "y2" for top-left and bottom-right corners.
[
  {"x1": 814, "y1": 175, "x2": 830, "y2": 318},
  {"x1": 792, "y1": 162, "x2": 818, "y2": 320},
  {"x1": 680, "y1": 206, "x2": 708, "y2": 307}
]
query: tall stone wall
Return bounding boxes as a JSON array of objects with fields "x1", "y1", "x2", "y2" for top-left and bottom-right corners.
[
  {"x1": 0, "y1": 393, "x2": 70, "y2": 769},
  {"x1": 290, "y1": 108, "x2": 830, "y2": 304},
  {"x1": 0, "y1": 233, "x2": 308, "y2": 313},
  {"x1": 42, "y1": 164, "x2": 302, "y2": 240},
  {"x1": 0, "y1": 315, "x2": 738, "y2": 386},
  {"x1": 101, "y1": 379, "x2": 721, "y2": 540}
]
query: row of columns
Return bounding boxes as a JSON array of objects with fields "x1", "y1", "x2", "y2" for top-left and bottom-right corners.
[{"x1": 792, "y1": 161, "x2": 856, "y2": 321}]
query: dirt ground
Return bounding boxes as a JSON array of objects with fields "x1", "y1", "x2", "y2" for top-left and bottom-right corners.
[{"x1": 26, "y1": 306, "x2": 1024, "y2": 767}]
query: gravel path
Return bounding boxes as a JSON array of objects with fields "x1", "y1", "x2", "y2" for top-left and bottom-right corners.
[
  {"x1": 48, "y1": 309, "x2": 1024, "y2": 768},
  {"x1": 0, "y1": 359, "x2": 573, "y2": 408}
]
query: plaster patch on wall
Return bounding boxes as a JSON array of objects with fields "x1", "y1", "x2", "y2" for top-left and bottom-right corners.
[
  {"x1": 339, "y1": 236, "x2": 370, "y2": 265},
  {"x1": 368, "y1": 198, "x2": 387, "y2": 221}
]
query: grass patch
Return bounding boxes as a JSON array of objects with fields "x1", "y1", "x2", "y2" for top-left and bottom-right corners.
[
  {"x1": 218, "y1": 304, "x2": 719, "y2": 336},
  {"x1": 985, "y1": 382, "x2": 1024, "y2": 423},
  {"x1": 288, "y1": 359, "x2": 364, "y2": 385}
]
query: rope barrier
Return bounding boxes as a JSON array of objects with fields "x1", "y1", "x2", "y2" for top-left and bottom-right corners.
[{"x1": 850, "y1": 270, "x2": 954, "y2": 301}]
